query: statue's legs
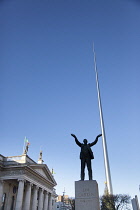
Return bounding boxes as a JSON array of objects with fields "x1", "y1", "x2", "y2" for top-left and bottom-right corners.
[
  {"x1": 87, "y1": 159, "x2": 92, "y2": 180},
  {"x1": 81, "y1": 159, "x2": 86, "y2": 180}
]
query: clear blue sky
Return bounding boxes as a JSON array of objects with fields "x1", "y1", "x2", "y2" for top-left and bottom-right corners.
[{"x1": 1, "y1": 0, "x2": 140, "y2": 202}]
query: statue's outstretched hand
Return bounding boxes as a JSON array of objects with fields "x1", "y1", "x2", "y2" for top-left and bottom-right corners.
[
  {"x1": 97, "y1": 134, "x2": 102, "y2": 138},
  {"x1": 71, "y1": 134, "x2": 76, "y2": 138}
]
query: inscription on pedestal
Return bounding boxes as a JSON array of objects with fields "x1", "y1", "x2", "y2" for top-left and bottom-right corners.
[{"x1": 78, "y1": 187, "x2": 94, "y2": 198}]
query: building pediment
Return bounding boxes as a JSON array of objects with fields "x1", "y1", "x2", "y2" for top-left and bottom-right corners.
[{"x1": 29, "y1": 164, "x2": 57, "y2": 186}]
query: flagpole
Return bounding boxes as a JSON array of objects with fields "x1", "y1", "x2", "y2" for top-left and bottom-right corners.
[{"x1": 93, "y1": 44, "x2": 113, "y2": 194}]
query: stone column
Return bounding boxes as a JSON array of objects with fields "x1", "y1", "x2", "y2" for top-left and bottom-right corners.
[
  {"x1": 15, "y1": 179, "x2": 25, "y2": 210},
  {"x1": 48, "y1": 193, "x2": 52, "y2": 210},
  {"x1": 23, "y1": 182, "x2": 32, "y2": 210},
  {"x1": 5, "y1": 183, "x2": 12, "y2": 210},
  {"x1": 0, "y1": 180, "x2": 4, "y2": 208},
  {"x1": 38, "y1": 188, "x2": 44, "y2": 210},
  {"x1": 52, "y1": 198, "x2": 56, "y2": 210},
  {"x1": 31, "y1": 185, "x2": 38, "y2": 210},
  {"x1": 43, "y1": 191, "x2": 49, "y2": 210}
]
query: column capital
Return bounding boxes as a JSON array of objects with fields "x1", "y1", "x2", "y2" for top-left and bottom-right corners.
[
  {"x1": 39, "y1": 187, "x2": 44, "y2": 192},
  {"x1": 26, "y1": 182, "x2": 33, "y2": 187},
  {"x1": 0, "y1": 180, "x2": 5, "y2": 184},
  {"x1": 17, "y1": 179, "x2": 25, "y2": 183},
  {"x1": 33, "y1": 185, "x2": 39, "y2": 190},
  {"x1": 44, "y1": 190, "x2": 49, "y2": 195}
]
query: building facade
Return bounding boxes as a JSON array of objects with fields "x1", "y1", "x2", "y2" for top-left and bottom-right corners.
[
  {"x1": 0, "y1": 153, "x2": 57, "y2": 210},
  {"x1": 56, "y1": 195, "x2": 72, "y2": 210}
]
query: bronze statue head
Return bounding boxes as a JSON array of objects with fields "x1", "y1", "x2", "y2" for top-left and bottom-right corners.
[{"x1": 83, "y1": 139, "x2": 88, "y2": 144}]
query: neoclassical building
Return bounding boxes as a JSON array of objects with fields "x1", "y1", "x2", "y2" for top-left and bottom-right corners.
[{"x1": 0, "y1": 152, "x2": 57, "y2": 210}]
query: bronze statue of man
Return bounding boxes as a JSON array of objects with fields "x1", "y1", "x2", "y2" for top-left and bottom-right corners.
[{"x1": 71, "y1": 134, "x2": 102, "y2": 180}]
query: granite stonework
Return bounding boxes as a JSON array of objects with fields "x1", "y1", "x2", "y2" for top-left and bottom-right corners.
[{"x1": 75, "y1": 180, "x2": 100, "y2": 210}]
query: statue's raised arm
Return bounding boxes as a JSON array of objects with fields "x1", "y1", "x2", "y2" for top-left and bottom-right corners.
[
  {"x1": 90, "y1": 134, "x2": 102, "y2": 147},
  {"x1": 71, "y1": 134, "x2": 82, "y2": 147}
]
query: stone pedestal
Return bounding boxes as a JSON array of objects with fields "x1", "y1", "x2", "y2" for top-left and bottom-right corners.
[{"x1": 75, "y1": 180, "x2": 100, "y2": 210}]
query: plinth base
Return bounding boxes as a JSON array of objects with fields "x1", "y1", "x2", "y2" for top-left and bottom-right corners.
[{"x1": 75, "y1": 180, "x2": 100, "y2": 210}]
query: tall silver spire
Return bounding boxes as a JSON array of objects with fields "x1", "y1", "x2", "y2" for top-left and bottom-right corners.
[{"x1": 93, "y1": 44, "x2": 113, "y2": 194}]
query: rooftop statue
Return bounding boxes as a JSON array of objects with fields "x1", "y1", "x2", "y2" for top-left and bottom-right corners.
[
  {"x1": 24, "y1": 144, "x2": 29, "y2": 155},
  {"x1": 71, "y1": 133, "x2": 102, "y2": 180}
]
